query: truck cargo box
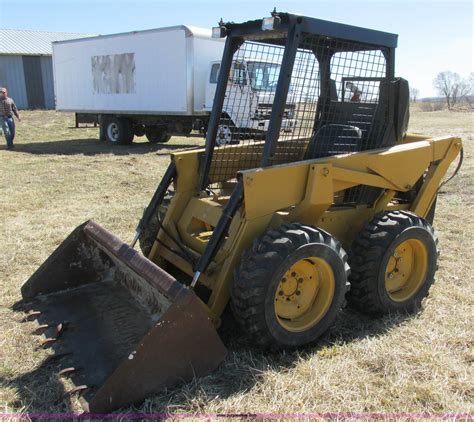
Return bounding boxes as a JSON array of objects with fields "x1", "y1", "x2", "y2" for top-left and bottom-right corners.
[{"x1": 53, "y1": 26, "x2": 224, "y2": 115}]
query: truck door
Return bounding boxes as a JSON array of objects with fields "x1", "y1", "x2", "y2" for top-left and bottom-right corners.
[
  {"x1": 223, "y1": 61, "x2": 254, "y2": 128},
  {"x1": 205, "y1": 62, "x2": 220, "y2": 110},
  {"x1": 205, "y1": 60, "x2": 255, "y2": 129}
]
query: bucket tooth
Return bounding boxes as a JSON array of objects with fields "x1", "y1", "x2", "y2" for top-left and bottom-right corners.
[
  {"x1": 65, "y1": 385, "x2": 89, "y2": 397},
  {"x1": 23, "y1": 310, "x2": 41, "y2": 322},
  {"x1": 20, "y1": 220, "x2": 227, "y2": 412},
  {"x1": 32, "y1": 324, "x2": 49, "y2": 335},
  {"x1": 40, "y1": 337, "x2": 57, "y2": 348},
  {"x1": 58, "y1": 367, "x2": 80, "y2": 377},
  {"x1": 56, "y1": 322, "x2": 66, "y2": 337}
]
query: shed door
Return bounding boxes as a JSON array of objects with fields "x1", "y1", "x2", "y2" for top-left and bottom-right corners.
[{"x1": 22, "y1": 56, "x2": 45, "y2": 109}]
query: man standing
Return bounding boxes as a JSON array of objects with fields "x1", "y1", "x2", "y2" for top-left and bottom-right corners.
[{"x1": 0, "y1": 87, "x2": 21, "y2": 149}]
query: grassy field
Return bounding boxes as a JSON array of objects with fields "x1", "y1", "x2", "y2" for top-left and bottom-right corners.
[{"x1": 0, "y1": 110, "x2": 472, "y2": 416}]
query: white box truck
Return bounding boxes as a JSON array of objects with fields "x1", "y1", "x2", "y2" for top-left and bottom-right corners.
[{"x1": 53, "y1": 25, "x2": 296, "y2": 145}]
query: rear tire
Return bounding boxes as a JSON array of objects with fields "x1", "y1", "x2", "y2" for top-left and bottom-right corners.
[
  {"x1": 145, "y1": 127, "x2": 171, "y2": 143},
  {"x1": 104, "y1": 117, "x2": 134, "y2": 144},
  {"x1": 231, "y1": 223, "x2": 349, "y2": 349},
  {"x1": 133, "y1": 124, "x2": 146, "y2": 137},
  {"x1": 347, "y1": 210, "x2": 438, "y2": 315}
]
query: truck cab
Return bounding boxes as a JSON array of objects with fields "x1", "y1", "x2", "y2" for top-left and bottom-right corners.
[{"x1": 205, "y1": 58, "x2": 297, "y2": 144}]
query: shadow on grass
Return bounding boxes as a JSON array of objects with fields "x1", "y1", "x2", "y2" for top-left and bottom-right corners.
[
  {"x1": 0, "y1": 354, "x2": 75, "y2": 414},
  {"x1": 5, "y1": 301, "x2": 413, "y2": 415},
  {"x1": 12, "y1": 138, "x2": 200, "y2": 156}
]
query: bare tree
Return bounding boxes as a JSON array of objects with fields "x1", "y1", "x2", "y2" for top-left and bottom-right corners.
[
  {"x1": 433, "y1": 71, "x2": 459, "y2": 109},
  {"x1": 410, "y1": 87, "x2": 420, "y2": 102},
  {"x1": 433, "y1": 71, "x2": 473, "y2": 109},
  {"x1": 464, "y1": 72, "x2": 474, "y2": 107},
  {"x1": 456, "y1": 79, "x2": 471, "y2": 101}
]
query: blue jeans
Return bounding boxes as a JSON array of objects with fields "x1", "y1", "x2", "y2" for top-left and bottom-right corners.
[{"x1": 0, "y1": 116, "x2": 15, "y2": 147}]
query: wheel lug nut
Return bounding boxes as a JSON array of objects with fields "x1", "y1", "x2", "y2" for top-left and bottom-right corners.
[
  {"x1": 291, "y1": 272, "x2": 296, "y2": 277},
  {"x1": 282, "y1": 277, "x2": 286, "y2": 283},
  {"x1": 296, "y1": 290, "x2": 301, "y2": 295},
  {"x1": 298, "y1": 278, "x2": 303, "y2": 283},
  {"x1": 278, "y1": 290, "x2": 284, "y2": 296}
]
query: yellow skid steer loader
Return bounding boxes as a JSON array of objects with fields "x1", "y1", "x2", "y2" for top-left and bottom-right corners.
[{"x1": 20, "y1": 12, "x2": 462, "y2": 412}]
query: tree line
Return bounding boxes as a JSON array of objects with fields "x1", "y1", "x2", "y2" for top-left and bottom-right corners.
[{"x1": 410, "y1": 71, "x2": 474, "y2": 109}]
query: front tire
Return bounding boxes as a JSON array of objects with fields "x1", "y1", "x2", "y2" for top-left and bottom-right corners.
[
  {"x1": 231, "y1": 223, "x2": 349, "y2": 349},
  {"x1": 347, "y1": 210, "x2": 438, "y2": 315},
  {"x1": 216, "y1": 117, "x2": 240, "y2": 145}
]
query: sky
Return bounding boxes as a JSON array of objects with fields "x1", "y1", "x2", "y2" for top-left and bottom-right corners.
[{"x1": 0, "y1": 0, "x2": 472, "y2": 98}]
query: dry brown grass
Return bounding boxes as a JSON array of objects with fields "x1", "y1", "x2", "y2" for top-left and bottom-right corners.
[{"x1": 0, "y1": 110, "x2": 472, "y2": 416}]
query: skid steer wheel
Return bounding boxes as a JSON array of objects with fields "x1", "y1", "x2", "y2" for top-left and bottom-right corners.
[
  {"x1": 231, "y1": 224, "x2": 350, "y2": 349},
  {"x1": 138, "y1": 192, "x2": 173, "y2": 257},
  {"x1": 347, "y1": 210, "x2": 439, "y2": 316}
]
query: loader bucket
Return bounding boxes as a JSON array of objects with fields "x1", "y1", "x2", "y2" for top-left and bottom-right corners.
[{"x1": 20, "y1": 220, "x2": 227, "y2": 412}]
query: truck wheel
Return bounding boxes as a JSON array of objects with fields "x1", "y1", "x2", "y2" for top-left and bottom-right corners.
[
  {"x1": 133, "y1": 124, "x2": 146, "y2": 137},
  {"x1": 347, "y1": 210, "x2": 438, "y2": 315},
  {"x1": 216, "y1": 117, "x2": 240, "y2": 145},
  {"x1": 175, "y1": 121, "x2": 193, "y2": 135},
  {"x1": 99, "y1": 115, "x2": 107, "y2": 141},
  {"x1": 216, "y1": 124, "x2": 233, "y2": 145},
  {"x1": 145, "y1": 127, "x2": 171, "y2": 143},
  {"x1": 182, "y1": 125, "x2": 193, "y2": 135},
  {"x1": 104, "y1": 117, "x2": 134, "y2": 144},
  {"x1": 232, "y1": 223, "x2": 349, "y2": 349}
]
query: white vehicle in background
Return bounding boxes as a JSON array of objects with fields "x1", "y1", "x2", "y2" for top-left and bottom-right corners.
[
  {"x1": 207, "y1": 59, "x2": 297, "y2": 144},
  {"x1": 53, "y1": 26, "x2": 296, "y2": 145}
]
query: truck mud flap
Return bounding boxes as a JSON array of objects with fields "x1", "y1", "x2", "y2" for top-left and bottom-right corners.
[{"x1": 20, "y1": 220, "x2": 227, "y2": 412}]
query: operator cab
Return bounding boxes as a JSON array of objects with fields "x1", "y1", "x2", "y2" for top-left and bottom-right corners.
[{"x1": 201, "y1": 12, "x2": 409, "y2": 195}]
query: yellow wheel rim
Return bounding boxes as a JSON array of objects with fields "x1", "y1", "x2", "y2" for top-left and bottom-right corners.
[
  {"x1": 274, "y1": 257, "x2": 335, "y2": 332},
  {"x1": 384, "y1": 239, "x2": 428, "y2": 302}
]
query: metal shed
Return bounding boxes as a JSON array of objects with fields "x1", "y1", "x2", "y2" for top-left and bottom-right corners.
[{"x1": 0, "y1": 29, "x2": 95, "y2": 109}]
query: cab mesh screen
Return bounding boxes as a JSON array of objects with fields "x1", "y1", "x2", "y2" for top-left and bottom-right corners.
[{"x1": 208, "y1": 33, "x2": 389, "y2": 203}]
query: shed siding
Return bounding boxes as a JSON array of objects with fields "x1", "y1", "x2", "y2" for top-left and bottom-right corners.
[
  {"x1": 0, "y1": 55, "x2": 28, "y2": 108},
  {"x1": 40, "y1": 56, "x2": 55, "y2": 109}
]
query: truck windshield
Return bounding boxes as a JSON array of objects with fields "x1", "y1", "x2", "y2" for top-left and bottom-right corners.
[{"x1": 247, "y1": 61, "x2": 280, "y2": 91}]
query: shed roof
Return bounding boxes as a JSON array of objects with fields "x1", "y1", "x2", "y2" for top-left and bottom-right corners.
[{"x1": 0, "y1": 29, "x2": 96, "y2": 55}]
